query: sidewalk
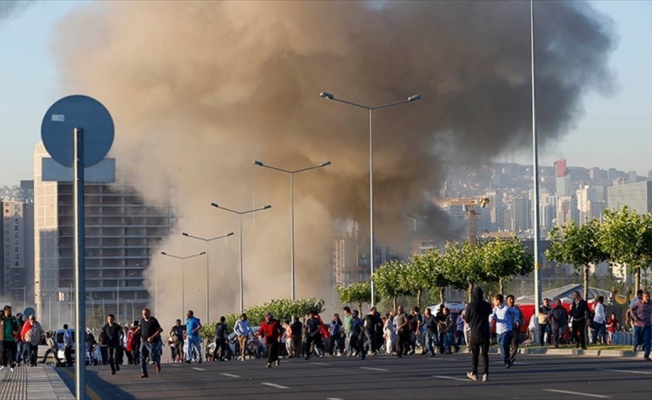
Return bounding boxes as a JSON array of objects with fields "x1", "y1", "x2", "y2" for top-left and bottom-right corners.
[{"x1": 0, "y1": 365, "x2": 74, "y2": 400}]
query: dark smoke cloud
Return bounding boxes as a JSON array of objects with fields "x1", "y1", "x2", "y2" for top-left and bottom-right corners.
[{"x1": 51, "y1": 1, "x2": 615, "y2": 317}]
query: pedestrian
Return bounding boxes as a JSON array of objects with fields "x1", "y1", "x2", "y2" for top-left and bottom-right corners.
[
  {"x1": 491, "y1": 294, "x2": 520, "y2": 368},
  {"x1": 393, "y1": 305, "x2": 410, "y2": 358},
  {"x1": 102, "y1": 314, "x2": 123, "y2": 375},
  {"x1": 537, "y1": 298, "x2": 552, "y2": 346},
  {"x1": 40, "y1": 331, "x2": 58, "y2": 364},
  {"x1": 15, "y1": 313, "x2": 25, "y2": 366},
  {"x1": 506, "y1": 294, "x2": 524, "y2": 363},
  {"x1": 304, "y1": 310, "x2": 323, "y2": 360},
  {"x1": 259, "y1": 312, "x2": 283, "y2": 368},
  {"x1": 290, "y1": 317, "x2": 302, "y2": 358},
  {"x1": 591, "y1": 296, "x2": 607, "y2": 345},
  {"x1": 184, "y1": 310, "x2": 202, "y2": 364},
  {"x1": 349, "y1": 310, "x2": 364, "y2": 359},
  {"x1": 135, "y1": 308, "x2": 163, "y2": 378},
  {"x1": 465, "y1": 287, "x2": 493, "y2": 382},
  {"x1": 550, "y1": 299, "x2": 569, "y2": 348},
  {"x1": 363, "y1": 307, "x2": 378, "y2": 357},
  {"x1": 570, "y1": 291, "x2": 589, "y2": 350},
  {"x1": 630, "y1": 291, "x2": 652, "y2": 361},
  {"x1": 342, "y1": 307, "x2": 353, "y2": 356},
  {"x1": 213, "y1": 316, "x2": 229, "y2": 361},
  {"x1": 328, "y1": 313, "x2": 343, "y2": 356},
  {"x1": 62, "y1": 324, "x2": 74, "y2": 366},
  {"x1": 169, "y1": 319, "x2": 184, "y2": 362},
  {"x1": 384, "y1": 310, "x2": 396, "y2": 355},
  {"x1": 422, "y1": 308, "x2": 438, "y2": 357},
  {"x1": 22, "y1": 314, "x2": 45, "y2": 367},
  {"x1": 234, "y1": 313, "x2": 251, "y2": 361},
  {"x1": 606, "y1": 312, "x2": 619, "y2": 345},
  {"x1": 0, "y1": 305, "x2": 20, "y2": 372}
]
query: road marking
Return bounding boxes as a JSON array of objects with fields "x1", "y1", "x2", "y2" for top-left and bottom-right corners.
[
  {"x1": 599, "y1": 368, "x2": 652, "y2": 375},
  {"x1": 310, "y1": 362, "x2": 330, "y2": 366},
  {"x1": 220, "y1": 373, "x2": 241, "y2": 378},
  {"x1": 191, "y1": 367, "x2": 206, "y2": 371},
  {"x1": 326, "y1": 398, "x2": 345, "y2": 400},
  {"x1": 543, "y1": 389, "x2": 610, "y2": 398},
  {"x1": 360, "y1": 367, "x2": 388, "y2": 372},
  {"x1": 262, "y1": 382, "x2": 289, "y2": 389},
  {"x1": 433, "y1": 375, "x2": 469, "y2": 382}
]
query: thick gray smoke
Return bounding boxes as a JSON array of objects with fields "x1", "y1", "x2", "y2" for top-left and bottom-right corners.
[{"x1": 50, "y1": 1, "x2": 615, "y2": 320}]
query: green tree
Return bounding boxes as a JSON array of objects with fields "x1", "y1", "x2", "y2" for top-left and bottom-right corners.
[
  {"x1": 337, "y1": 282, "x2": 373, "y2": 313},
  {"x1": 442, "y1": 240, "x2": 486, "y2": 302},
  {"x1": 373, "y1": 260, "x2": 409, "y2": 311},
  {"x1": 423, "y1": 248, "x2": 453, "y2": 304},
  {"x1": 600, "y1": 206, "x2": 652, "y2": 293},
  {"x1": 481, "y1": 237, "x2": 534, "y2": 294},
  {"x1": 546, "y1": 219, "x2": 608, "y2": 301}
]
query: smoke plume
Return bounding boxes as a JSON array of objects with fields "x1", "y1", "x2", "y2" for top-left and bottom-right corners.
[{"x1": 50, "y1": 1, "x2": 616, "y2": 319}]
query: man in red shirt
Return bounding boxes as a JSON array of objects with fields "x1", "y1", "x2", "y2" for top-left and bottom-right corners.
[{"x1": 259, "y1": 312, "x2": 283, "y2": 368}]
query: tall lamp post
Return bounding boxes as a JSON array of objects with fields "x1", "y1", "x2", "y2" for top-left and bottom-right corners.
[
  {"x1": 253, "y1": 160, "x2": 331, "y2": 300},
  {"x1": 210, "y1": 203, "x2": 272, "y2": 312},
  {"x1": 319, "y1": 91, "x2": 421, "y2": 305},
  {"x1": 530, "y1": 0, "x2": 542, "y2": 312},
  {"x1": 161, "y1": 251, "x2": 206, "y2": 319},
  {"x1": 181, "y1": 231, "x2": 234, "y2": 323}
]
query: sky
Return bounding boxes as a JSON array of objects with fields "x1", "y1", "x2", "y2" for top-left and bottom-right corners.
[{"x1": 1, "y1": 0, "x2": 651, "y2": 188}]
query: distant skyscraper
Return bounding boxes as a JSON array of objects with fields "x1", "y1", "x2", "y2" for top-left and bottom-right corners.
[
  {"x1": 1, "y1": 199, "x2": 34, "y2": 309},
  {"x1": 554, "y1": 159, "x2": 567, "y2": 178},
  {"x1": 607, "y1": 180, "x2": 652, "y2": 214}
]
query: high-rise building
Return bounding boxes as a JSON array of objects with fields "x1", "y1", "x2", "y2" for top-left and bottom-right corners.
[
  {"x1": 1, "y1": 200, "x2": 34, "y2": 310},
  {"x1": 607, "y1": 180, "x2": 652, "y2": 214},
  {"x1": 33, "y1": 142, "x2": 174, "y2": 328}
]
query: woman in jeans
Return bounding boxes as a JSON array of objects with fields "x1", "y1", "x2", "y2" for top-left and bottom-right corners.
[{"x1": 592, "y1": 296, "x2": 607, "y2": 345}]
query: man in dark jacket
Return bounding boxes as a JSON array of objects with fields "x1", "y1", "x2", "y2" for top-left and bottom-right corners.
[
  {"x1": 465, "y1": 287, "x2": 492, "y2": 382},
  {"x1": 570, "y1": 291, "x2": 589, "y2": 350},
  {"x1": 550, "y1": 299, "x2": 569, "y2": 348}
]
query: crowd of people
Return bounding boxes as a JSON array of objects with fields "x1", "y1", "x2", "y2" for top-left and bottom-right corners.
[{"x1": 2, "y1": 288, "x2": 651, "y2": 382}]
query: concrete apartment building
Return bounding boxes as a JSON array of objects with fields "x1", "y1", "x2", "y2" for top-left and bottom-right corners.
[
  {"x1": 1, "y1": 198, "x2": 34, "y2": 311},
  {"x1": 33, "y1": 142, "x2": 174, "y2": 328}
]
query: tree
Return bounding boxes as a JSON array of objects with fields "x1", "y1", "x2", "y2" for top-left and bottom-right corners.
[
  {"x1": 373, "y1": 260, "x2": 409, "y2": 311},
  {"x1": 546, "y1": 218, "x2": 608, "y2": 301},
  {"x1": 600, "y1": 206, "x2": 652, "y2": 293},
  {"x1": 441, "y1": 240, "x2": 486, "y2": 302},
  {"x1": 337, "y1": 282, "x2": 373, "y2": 313},
  {"x1": 423, "y1": 248, "x2": 453, "y2": 304},
  {"x1": 481, "y1": 237, "x2": 534, "y2": 294}
]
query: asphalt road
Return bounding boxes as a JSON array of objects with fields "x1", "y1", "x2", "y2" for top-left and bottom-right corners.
[{"x1": 53, "y1": 352, "x2": 652, "y2": 400}]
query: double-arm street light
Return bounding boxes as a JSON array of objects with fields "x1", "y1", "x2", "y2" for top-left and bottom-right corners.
[
  {"x1": 161, "y1": 251, "x2": 207, "y2": 319},
  {"x1": 210, "y1": 203, "x2": 272, "y2": 312},
  {"x1": 182, "y1": 231, "x2": 234, "y2": 323},
  {"x1": 253, "y1": 160, "x2": 331, "y2": 300},
  {"x1": 319, "y1": 91, "x2": 421, "y2": 306}
]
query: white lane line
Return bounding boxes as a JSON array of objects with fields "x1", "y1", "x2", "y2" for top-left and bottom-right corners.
[
  {"x1": 262, "y1": 382, "x2": 289, "y2": 389},
  {"x1": 191, "y1": 367, "x2": 206, "y2": 371},
  {"x1": 326, "y1": 398, "x2": 344, "y2": 400},
  {"x1": 220, "y1": 373, "x2": 241, "y2": 378},
  {"x1": 360, "y1": 367, "x2": 388, "y2": 372},
  {"x1": 599, "y1": 368, "x2": 652, "y2": 375},
  {"x1": 310, "y1": 362, "x2": 330, "y2": 366},
  {"x1": 433, "y1": 375, "x2": 469, "y2": 382},
  {"x1": 543, "y1": 389, "x2": 610, "y2": 398}
]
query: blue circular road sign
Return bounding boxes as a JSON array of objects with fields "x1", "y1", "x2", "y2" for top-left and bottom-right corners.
[{"x1": 41, "y1": 95, "x2": 114, "y2": 168}]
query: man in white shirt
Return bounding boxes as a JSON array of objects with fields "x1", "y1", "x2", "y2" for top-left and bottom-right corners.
[{"x1": 491, "y1": 294, "x2": 520, "y2": 368}]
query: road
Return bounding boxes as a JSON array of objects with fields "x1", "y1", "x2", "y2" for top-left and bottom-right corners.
[{"x1": 53, "y1": 352, "x2": 652, "y2": 399}]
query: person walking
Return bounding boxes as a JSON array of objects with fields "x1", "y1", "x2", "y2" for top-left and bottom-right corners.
[
  {"x1": 550, "y1": 299, "x2": 569, "y2": 348},
  {"x1": 592, "y1": 296, "x2": 607, "y2": 345},
  {"x1": 537, "y1": 298, "x2": 552, "y2": 346},
  {"x1": 630, "y1": 291, "x2": 652, "y2": 361},
  {"x1": 506, "y1": 294, "x2": 524, "y2": 363},
  {"x1": 213, "y1": 316, "x2": 229, "y2": 361},
  {"x1": 491, "y1": 294, "x2": 520, "y2": 368},
  {"x1": 304, "y1": 310, "x2": 323, "y2": 360},
  {"x1": 394, "y1": 305, "x2": 410, "y2": 358},
  {"x1": 40, "y1": 331, "x2": 58, "y2": 364},
  {"x1": 22, "y1": 314, "x2": 45, "y2": 367},
  {"x1": 135, "y1": 308, "x2": 163, "y2": 378},
  {"x1": 184, "y1": 310, "x2": 202, "y2": 364},
  {"x1": 570, "y1": 291, "x2": 589, "y2": 350},
  {"x1": 234, "y1": 313, "x2": 251, "y2": 361},
  {"x1": 259, "y1": 312, "x2": 283, "y2": 368},
  {"x1": 423, "y1": 308, "x2": 438, "y2": 357},
  {"x1": 62, "y1": 324, "x2": 74, "y2": 367},
  {"x1": 169, "y1": 319, "x2": 185, "y2": 362},
  {"x1": 465, "y1": 287, "x2": 493, "y2": 382},
  {"x1": 0, "y1": 305, "x2": 20, "y2": 372},
  {"x1": 328, "y1": 313, "x2": 343, "y2": 356},
  {"x1": 102, "y1": 314, "x2": 123, "y2": 375}
]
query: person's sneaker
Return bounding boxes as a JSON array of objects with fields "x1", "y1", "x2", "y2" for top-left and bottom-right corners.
[
  {"x1": 140, "y1": 373, "x2": 149, "y2": 378},
  {"x1": 482, "y1": 374, "x2": 488, "y2": 382},
  {"x1": 155, "y1": 364, "x2": 161, "y2": 373},
  {"x1": 116, "y1": 364, "x2": 120, "y2": 372},
  {"x1": 644, "y1": 356, "x2": 651, "y2": 361},
  {"x1": 111, "y1": 370, "x2": 116, "y2": 375},
  {"x1": 266, "y1": 363, "x2": 271, "y2": 368},
  {"x1": 467, "y1": 371, "x2": 478, "y2": 381},
  {"x1": 198, "y1": 359, "x2": 202, "y2": 364},
  {"x1": 10, "y1": 367, "x2": 14, "y2": 372},
  {"x1": 185, "y1": 360, "x2": 191, "y2": 364},
  {"x1": 275, "y1": 360, "x2": 280, "y2": 367},
  {"x1": 633, "y1": 346, "x2": 637, "y2": 352}
]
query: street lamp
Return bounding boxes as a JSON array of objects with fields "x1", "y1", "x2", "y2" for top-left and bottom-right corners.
[
  {"x1": 161, "y1": 251, "x2": 206, "y2": 319},
  {"x1": 210, "y1": 203, "x2": 272, "y2": 311},
  {"x1": 253, "y1": 160, "x2": 331, "y2": 300},
  {"x1": 319, "y1": 91, "x2": 421, "y2": 305},
  {"x1": 181, "y1": 231, "x2": 234, "y2": 323}
]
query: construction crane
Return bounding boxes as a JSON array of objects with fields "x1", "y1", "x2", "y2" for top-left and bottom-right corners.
[{"x1": 464, "y1": 197, "x2": 490, "y2": 243}]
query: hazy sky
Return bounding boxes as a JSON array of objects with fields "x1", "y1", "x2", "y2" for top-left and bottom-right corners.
[{"x1": 1, "y1": 0, "x2": 651, "y2": 187}]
